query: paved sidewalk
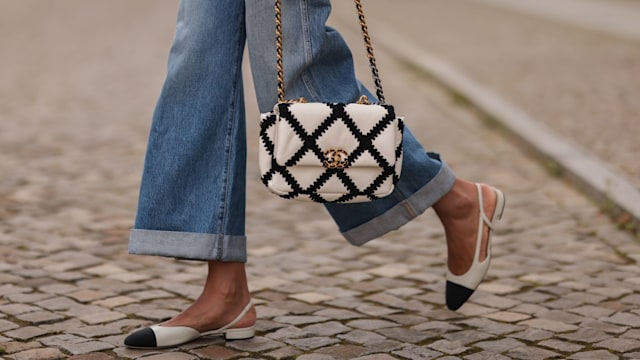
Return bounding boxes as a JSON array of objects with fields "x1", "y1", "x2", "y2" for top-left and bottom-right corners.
[{"x1": 1, "y1": 1, "x2": 640, "y2": 359}]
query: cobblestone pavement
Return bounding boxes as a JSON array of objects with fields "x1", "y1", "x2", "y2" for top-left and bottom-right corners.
[
  {"x1": 1, "y1": 1, "x2": 640, "y2": 359},
  {"x1": 347, "y1": 0, "x2": 640, "y2": 190}
]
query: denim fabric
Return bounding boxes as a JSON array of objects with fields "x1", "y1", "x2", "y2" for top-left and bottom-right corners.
[{"x1": 130, "y1": 0, "x2": 456, "y2": 262}]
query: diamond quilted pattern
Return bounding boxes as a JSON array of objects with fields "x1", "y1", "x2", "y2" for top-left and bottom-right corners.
[{"x1": 259, "y1": 102, "x2": 404, "y2": 203}]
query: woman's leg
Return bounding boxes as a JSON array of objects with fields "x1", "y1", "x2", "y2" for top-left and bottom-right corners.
[
  {"x1": 130, "y1": 0, "x2": 248, "y2": 262},
  {"x1": 126, "y1": 0, "x2": 254, "y2": 341}
]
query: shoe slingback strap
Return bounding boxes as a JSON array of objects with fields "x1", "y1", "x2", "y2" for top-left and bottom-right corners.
[
  {"x1": 474, "y1": 183, "x2": 496, "y2": 263},
  {"x1": 476, "y1": 183, "x2": 497, "y2": 231},
  {"x1": 211, "y1": 300, "x2": 253, "y2": 333}
]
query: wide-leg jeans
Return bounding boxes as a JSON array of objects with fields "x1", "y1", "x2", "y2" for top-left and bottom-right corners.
[{"x1": 129, "y1": 0, "x2": 456, "y2": 262}]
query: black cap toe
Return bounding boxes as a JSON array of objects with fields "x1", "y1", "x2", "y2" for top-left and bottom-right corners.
[
  {"x1": 446, "y1": 281, "x2": 475, "y2": 311},
  {"x1": 124, "y1": 327, "x2": 157, "y2": 348}
]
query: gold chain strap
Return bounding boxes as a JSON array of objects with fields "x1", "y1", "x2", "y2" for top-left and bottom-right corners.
[{"x1": 275, "y1": 0, "x2": 386, "y2": 104}]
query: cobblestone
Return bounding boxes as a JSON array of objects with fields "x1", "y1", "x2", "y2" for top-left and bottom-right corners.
[{"x1": 1, "y1": 1, "x2": 640, "y2": 359}]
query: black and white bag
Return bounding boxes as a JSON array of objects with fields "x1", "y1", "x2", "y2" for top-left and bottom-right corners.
[{"x1": 258, "y1": 0, "x2": 404, "y2": 203}]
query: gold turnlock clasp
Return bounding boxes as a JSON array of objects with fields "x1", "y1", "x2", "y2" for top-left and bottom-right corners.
[{"x1": 323, "y1": 148, "x2": 350, "y2": 169}]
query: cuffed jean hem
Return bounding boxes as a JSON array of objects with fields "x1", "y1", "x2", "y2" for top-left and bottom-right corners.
[
  {"x1": 129, "y1": 229, "x2": 247, "y2": 262},
  {"x1": 342, "y1": 161, "x2": 456, "y2": 246}
]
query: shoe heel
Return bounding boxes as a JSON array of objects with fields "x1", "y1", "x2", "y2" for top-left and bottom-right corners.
[{"x1": 223, "y1": 326, "x2": 255, "y2": 340}]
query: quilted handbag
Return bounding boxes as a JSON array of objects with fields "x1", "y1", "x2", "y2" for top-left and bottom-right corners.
[{"x1": 259, "y1": 0, "x2": 404, "y2": 203}]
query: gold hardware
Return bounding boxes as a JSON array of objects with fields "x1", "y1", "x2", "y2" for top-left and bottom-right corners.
[
  {"x1": 357, "y1": 95, "x2": 371, "y2": 104},
  {"x1": 323, "y1": 148, "x2": 350, "y2": 169}
]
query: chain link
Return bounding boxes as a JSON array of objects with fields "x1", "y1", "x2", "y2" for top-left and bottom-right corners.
[{"x1": 274, "y1": 0, "x2": 385, "y2": 104}]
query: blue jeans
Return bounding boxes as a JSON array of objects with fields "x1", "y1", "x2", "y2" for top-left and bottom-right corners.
[{"x1": 129, "y1": 0, "x2": 456, "y2": 262}]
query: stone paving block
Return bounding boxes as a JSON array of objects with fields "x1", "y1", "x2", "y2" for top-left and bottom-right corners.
[
  {"x1": 76, "y1": 279, "x2": 143, "y2": 294},
  {"x1": 472, "y1": 295, "x2": 521, "y2": 310},
  {"x1": 268, "y1": 300, "x2": 323, "y2": 315},
  {"x1": 565, "y1": 292, "x2": 608, "y2": 305},
  {"x1": 518, "y1": 318, "x2": 579, "y2": 332},
  {"x1": 4, "y1": 326, "x2": 49, "y2": 341},
  {"x1": 273, "y1": 315, "x2": 329, "y2": 326},
  {"x1": 519, "y1": 274, "x2": 564, "y2": 285},
  {"x1": 15, "y1": 311, "x2": 65, "y2": 324},
  {"x1": 385, "y1": 287, "x2": 424, "y2": 298},
  {"x1": 265, "y1": 326, "x2": 308, "y2": 340},
  {"x1": 355, "y1": 304, "x2": 400, "y2": 317},
  {"x1": 82, "y1": 264, "x2": 127, "y2": 276},
  {"x1": 482, "y1": 311, "x2": 531, "y2": 323},
  {"x1": 595, "y1": 337, "x2": 640, "y2": 353},
  {"x1": 136, "y1": 309, "x2": 178, "y2": 322},
  {"x1": 0, "y1": 304, "x2": 41, "y2": 316},
  {"x1": 225, "y1": 336, "x2": 284, "y2": 352},
  {"x1": 367, "y1": 264, "x2": 411, "y2": 278},
  {"x1": 6, "y1": 347, "x2": 67, "y2": 360},
  {"x1": 316, "y1": 344, "x2": 367, "y2": 359},
  {"x1": 338, "y1": 330, "x2": 386, "y2": 345},
  {"x1": 567, "y1": 350, "x2": 619, "y2": 360},
  {"x1": 588, "y1": 287, "x2": 633, "y2": 299},
  {"x1": 557, "y1": 328, "x2": 611, "y2": 343},
  {"x1": 313, "y1": 308, "x2": 363, "y2": 321},
  {"x1": 303, "y1": 321, "x2": 351, "y2": 337},
  {"x1": 67, "y1": 353, "x2": 114, "y2": 360},
  {"x1": 50, "y1": 272, "x2": 89, "y2": 282},
  {"x1": 137, "y1": 353, "x2": 198, "y2": 360},
  {"x1": 92, "y1": 296, "x2": 138, "y2": 309},
  {"x1": 289, "y1": 292, "x2": 334, "y2": 304},
  {"x1": 190, "y1": 344, "x2": 249, "y2": 359},
  {"x1": 411, "y1": 321, "x2": 461, "y2": 334},
  {"x1": 443, "y1": 330, "x2": 495, "y2": 345},
  {"x1": 541, "y1": 298, "x2": 583, "y2": 310},
  {"x1": 285, "y1": 336, "x2": 340, "y2": 351},
  {"x1": 352, "y1": 354, "x2": 398, "y2": 360},
  {"x1": 377, "y1": 327, "x2": 433, "y2": 344},
  {"x1": 391, "y1": 344, "x2": 442, "y2": 360},
  {"x1": 622, "y1": 329, "x2": 640, "y2": 340},
  {"x1": 263, "y1": 346, "x2": 303, "y2": 359},
  {"x1": 106, "y1": 272, "x2": 151, "y2": 283},
  {"x1": 538, "y1": 310, "x2": 586, "y2": 325},
  {"x1": 459, "y1": 318, "x2": 524, "y2": 335},
  {"x1": 581, "y1": 319, "x2": 629, "y2": 334},
  {"x1": 509, "y1": 291, "x2": 555, "y2": 304},
  {"x1": 297, "y1": 355, "x2": 335, "y2": 360},
  {"x1": 456, "y1": 303, "x2": 497, "y2": 317},
  {"x1": 383, "y1": 314, "x2": 430, "y2": 327},
  {"x1": 464, "y1": 351, "x2": 511, "y2": 360},
  {"x1": 127, "y1": 290, "x2": 174, "y2": 301},
  {"x1": 474, "y1": 338, "x2": 526, "y2": 354},
  {"x1": 538, "y1": 339, "x2": 583, "y2": 353},
  {"x1": 602, "y1": 312, "x2": 640, "y2": 327},
  {"x1": 568, "y1": 305, "x2": 615, "y2": 318},
  {"x1": 35, "y1": 296, "x2": 81, "y2": 311},
  {"x1": 68, "y1": 290, "x2": 115, "y2": 303},
  {"x1": 505, "y1": 346, "x2": 559, "y2": 360},
  {"x1": 4, "y1": 292, "x2": 53, "y2": 304},
  {"x1": 347, "y1": 319, "x2": 397, "y2": 331},
  {"x1": 68, "y1": 325, "x2": 123, "y2": 338},
  {"x1": 336, "y1": 271, "x2": 374, "y2": 282},
  {"x1": 0, "y1": 319, "x2": 20, "y2": 332},
  {"x1": 426, "y1": 339, "x2": 468, "y2": 355},
  {"x1": 0, "y1": 341, "x2": 41, "y2": 354}
]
